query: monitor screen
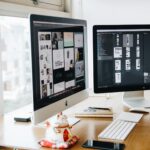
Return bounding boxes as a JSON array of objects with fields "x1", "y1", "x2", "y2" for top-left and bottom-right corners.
[
  {"x1": 30, "y1": 15, "x2": 87, "y2": 111},
  {"x1": 93, "y1": 25, "x2": 150, "y2": 93}
]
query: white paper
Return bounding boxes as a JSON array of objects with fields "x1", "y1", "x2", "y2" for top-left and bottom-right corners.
[
  {"x1": 115, "y1": 60, "x2": 121, "y2": 71},
  {"x1": 126, "y1": 47, "x2": 130, "y2": 58},
  {"x1": 66, "y1": 80, "x2": 75, "y2": 88},
  {"x1": 38, "y1": 116, "x2": 80, "y2": 128},
  {"x1": 136, "y1": 46, "x2": 140, "y2": 57},
  {"x1": 64, "y1": 48, "x2": 74, "y2": 71},
  {"x1": 137, "y1": 34, "x2": 140, "y2": 45},
  {"x1": 115, "y1": 72, "x2": 121, "y2": 83},
  {"x1": 53, "y1": 49, "x2": 64, "y2": 69},
  {"x1": 114, "y1": 47, "x2": 122, "y2": 58},
  {"x1": 54, "y1": 82, "x2": 65, "y2": 93},
  {"x1": 116, "y1": 34, "x2": 119, "y2": 46},
  {"x1": 74, "y1": 33, "x2": 83, "y2": 48},
  {"x1": 38, "y1": 32, "x2": 53, "y2": 98},
  {"x1": 136, "y1": 59, "x2": 140, "y2": 70}
]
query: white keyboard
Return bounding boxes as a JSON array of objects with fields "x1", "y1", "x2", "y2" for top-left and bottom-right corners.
[{"x1": 98, "y1": 119, "x2": 136, "y2": 141}]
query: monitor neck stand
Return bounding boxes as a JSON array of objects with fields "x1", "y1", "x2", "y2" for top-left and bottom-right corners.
[
  {"x1": 105, "y1": 93, "x2": 111, "y2": 100},
  {"x1": 123, "y1": 91, "x2": 150, "y2": 108}
]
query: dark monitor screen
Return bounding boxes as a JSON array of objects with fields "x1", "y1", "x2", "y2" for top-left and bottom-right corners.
[
  {"x1": 93, "y1": 25, "x2": 150, "y2": 93},
  {"x1": 30, "y1": 15, "x2": 86, "y2": 110}
]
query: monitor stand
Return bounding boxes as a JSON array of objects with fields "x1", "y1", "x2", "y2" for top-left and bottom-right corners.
[{"x1": 123, "y1": 91, "x2": 150, "y2": 108}]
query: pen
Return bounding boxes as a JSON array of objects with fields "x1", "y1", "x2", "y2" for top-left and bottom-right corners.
[{"x1": 88, "y1": 107, "x2": 111, "y2": 111}]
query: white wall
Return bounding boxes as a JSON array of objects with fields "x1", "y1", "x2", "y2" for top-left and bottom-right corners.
[
  {"x1": 71, "y1": 0, "x2": 83, "y2": 19},
  {"x1": 82, "y1": 0, "x2": 150, "y2": 94},
  {"x1": 0, "y1": 51, "x2": 3, "y2": 115}
]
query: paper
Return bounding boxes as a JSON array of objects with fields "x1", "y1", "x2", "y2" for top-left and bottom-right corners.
[
  {"x1": 64, "y1": 32, "x2": 74, "y2": 47},
  {"x1": 52, "y1": 32, "x2": 63, "y2": 49},
  {"x1": 125, "y1": 59, "x2": 131, "y2": 70},
  {"x1": 115, "y1": 72, "x2": 121, "y2": 83},
  {"x1": 54, "y1": 82, "x2": 65, "y2": 93},
  {"x1": 64, "y1": 48, "x2": 74, "y2": 71},
  {"x1": 136, "y1": 59, "x2": 140, "y2": 70},
  {"x1": 74, "y1": 33, "x2": 83, "y2": 48},
  {"x1": 115, "y1": 60, "x2": 121, "y2": 71},
  {"x1": 53, "y1": 49, "x2": 64, "y2": 69},
  {"x1": 123, "y1": 34, "x2": 133, "y2": 47},
  {"x1": 114, "y1": 47, "x2": 122, "y2": 58},
  {"x1": 37, "y1": 116, "x2": 80, "y2": 128},
  {"x1": 126, "y1": 47, "x2": 130, "y2": 58},
  {"x1": 136, "y1": 46, "x2": 140, "y2": 57},
  {"x1": 38, "y1": 32, "x2": 53, "y2": 98}
]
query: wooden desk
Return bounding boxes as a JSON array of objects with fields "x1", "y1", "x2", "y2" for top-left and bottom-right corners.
[{"x1": 1, "y1": 94, "x2": 150, "y2": 150}]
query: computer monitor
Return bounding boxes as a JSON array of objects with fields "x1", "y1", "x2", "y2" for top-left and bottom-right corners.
[
  {"x1": 30, "y1": 14, "x2": 88, "y2": 124},
  {"x1": 93, "y1": 25, "x2": 150, "y2": 108}
]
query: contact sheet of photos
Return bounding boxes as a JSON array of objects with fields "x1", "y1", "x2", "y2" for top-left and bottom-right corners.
[
  {"x1": 38, "y1": 31, "x2": 84, "y2": 99},
  {"x1": 114, "y1": 33, "x2": 141, "y2": 84},
  {"x1": 97, "y1": 28, "x2": 150, "y2": 89},
  {"x1": 38, "y1": 32, "x2": 53, "y2": 98}
]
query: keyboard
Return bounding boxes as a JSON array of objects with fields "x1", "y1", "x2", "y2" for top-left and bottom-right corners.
[{"x1": 98, "y1": 119, "x2": 136, "y2": 141}]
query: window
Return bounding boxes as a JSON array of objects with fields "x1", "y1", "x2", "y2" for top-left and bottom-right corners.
[
  {"x1": 2, "y1": 0, "x2": 65, "y2": 11},
  {"x1": 0, "y1": 16, "x2": 32, "y2": 113},
  {"x1": 0, "y1": 0, "x2": 71, "y2": 114}
]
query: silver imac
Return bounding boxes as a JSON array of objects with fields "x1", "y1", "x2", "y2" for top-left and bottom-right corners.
[{"x1": 30, "y1": 14, "x2": 88, "y2": 124}]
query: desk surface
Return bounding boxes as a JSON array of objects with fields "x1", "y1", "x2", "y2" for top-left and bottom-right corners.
[{"x1": 1, "y1": 94, "x2": 150, "y2": 150}]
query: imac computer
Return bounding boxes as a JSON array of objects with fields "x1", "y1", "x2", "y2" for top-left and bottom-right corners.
[
  {"x1": 93, "y1": 25, "x2": 150, "y2": 108},
  {"x1": 30, "y1": 14, "x2": 88, "y2": 124}
]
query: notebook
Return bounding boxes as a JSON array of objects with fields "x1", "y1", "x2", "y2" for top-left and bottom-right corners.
[{"x1": 75, "y1": 107, "x2": 113, "y2": 118}]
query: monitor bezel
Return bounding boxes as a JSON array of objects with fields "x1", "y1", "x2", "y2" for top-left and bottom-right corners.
[
  {"x1": 93, "y1": 25, "x2": 150, "y2": 93},
  {"x1": 30, "y1": 14, "x2": 87, "y2": 111}
]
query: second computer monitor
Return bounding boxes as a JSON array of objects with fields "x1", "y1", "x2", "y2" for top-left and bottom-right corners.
[
  {"x1": 93, "y1": 26, "x2": 147, "y2": 142},
  {"x1": 93, "y1": 25, "x2": 150, "y2": 94}
]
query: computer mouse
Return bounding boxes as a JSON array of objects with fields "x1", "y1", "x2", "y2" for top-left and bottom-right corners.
[{"x1": 129, "y1": 107, "x2": 150, "y2": 113}]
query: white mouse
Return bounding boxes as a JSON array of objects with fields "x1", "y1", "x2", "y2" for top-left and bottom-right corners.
[{"x1": 129, "y1": 107, "x2": 150, "y2": 113}]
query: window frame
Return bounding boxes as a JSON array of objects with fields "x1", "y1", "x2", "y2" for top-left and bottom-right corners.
[
  {"x1": 2, "y1": 0, "x2": 65, "y2": 12},
  {"x1": 0, "y1": 1, "x2": 71, "y2": 18},
  {"x1": 0, "y1": 1, "x2": 72, "y2": 114}
]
